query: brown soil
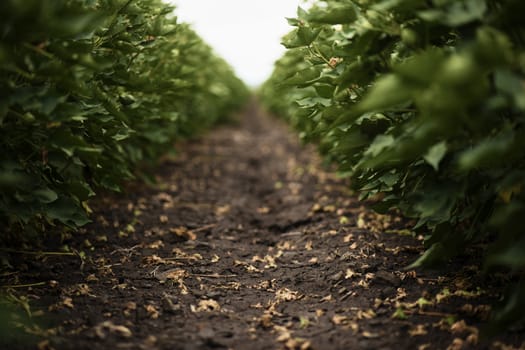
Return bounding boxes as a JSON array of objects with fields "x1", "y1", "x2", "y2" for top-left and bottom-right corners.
[{"x1": 2, "y1": 101, "x2": 524, "y2": 350}]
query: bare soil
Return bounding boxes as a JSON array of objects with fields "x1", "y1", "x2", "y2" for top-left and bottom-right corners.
[{"x1": 2, "y1": 102, "x2": 524, "y2": 350}]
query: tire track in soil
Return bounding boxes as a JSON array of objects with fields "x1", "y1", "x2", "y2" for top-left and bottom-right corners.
[{"x1": 13, "y1": 101, "x2": 524, "y2": 350}]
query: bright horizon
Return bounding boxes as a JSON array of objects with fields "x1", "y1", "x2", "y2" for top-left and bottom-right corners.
[{"x1": 168, "y1": 0, "x2": 308, "y2": 87}]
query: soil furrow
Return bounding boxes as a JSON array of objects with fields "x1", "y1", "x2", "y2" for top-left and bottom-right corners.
[{"x1": 5, "y1": 102, "x2": 524, "y2": 350}]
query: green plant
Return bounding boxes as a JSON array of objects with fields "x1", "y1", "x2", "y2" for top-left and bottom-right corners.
[
  {"x1": 261, "y1": 0, "x2": 525, "y2": 331},
  {"x1": 0, "y1": 0, "x2": 249, "y2": 235}
]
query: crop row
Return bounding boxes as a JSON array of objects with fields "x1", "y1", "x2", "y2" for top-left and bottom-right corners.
[
  {"x1": 0, "y1": 0, "x2": 249, "y2": 237},
  {"x1": 261, "y1": 0, "x2": 525, "y2": 331}
]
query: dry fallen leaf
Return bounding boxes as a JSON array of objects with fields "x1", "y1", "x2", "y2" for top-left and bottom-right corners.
[
  {"x1": 260, "y1": 313, "x2": 273, "y2": 328},
  {"x1": 345, "y1": 269, "x2": 360, "y2": 279},
  {"x1": 362, "y1": 331, "x2": 380, "y2": 338},
  {"x1": 274, "y1": 325, "x2": 292, "y2": 342},
  {"x1": 447, "y1": 338, "x2": 464, "y2": 350},
  {"x1": 123, "y1": 302, "x2": 137, "y2": 317},
  {"x1": 305, "y1": 241, "x2": 313, "y2": 251},
  {"x1": 215, "y1": 205, "x2": 231, "y2": 216},
  {"x1": 155, "y1": 268, "x2": 187, "y2": 282},
  {"x1": 331, "y1": 314, "x2": 349, "y2": 325},
  {"x1": 86, "y1": 274, "x2": 99, "y2": 282},
  {"x1": 147, "y1": 240, "x2": 164, "y2": 249},
  {"x1": 235, "y1": 260, "x2": 262, "y2": 273},
  {"x1": 257, "y1": 207, "x2": 270, "y2": 214},
  {"x1": 308, "y1": 257, "x2": 319, "y2": 264},
  {"x1": 409, "y1": 324, "x2": 428, "y2": 336},
  {"x1": 94, "y1": 321, "x2": 132, "y2": 339},
  {"x1": 357, "y1": 309, "x2": 376, "y2": 320},
  {"x1": 321, "y1": 294, "x2": 333, "y2": 302},
  {"x1": 62, "y1": 297, "x2": 74, "y2": 309},
  {"x1": 343, "y1": 234, "x2": 354, "y2": 243},
  {"x1": 276, "y1": 288, "x2": 301, "y2": 302},
  {"x1": 194, "y1": 299, "x2": 221, "y2": 312},
  {"x1": 169, "y1": 227, "x2": 197, "y2": 241},
  {"x1": 145, "y1": 304, "x2": 160, "y2": 319}
]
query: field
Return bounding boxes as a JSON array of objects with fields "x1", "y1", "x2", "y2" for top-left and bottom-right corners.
[{"x1": 2, "y1": 1, "x2": 525, "y2": 349}]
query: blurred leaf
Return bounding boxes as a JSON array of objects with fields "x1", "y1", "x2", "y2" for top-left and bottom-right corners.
[
  {"x1": 307, "y1": 4, "x2": 357, "y2": 24},
  {"x1": 424, "y1": 141, "x2": 447, "y2": 170}
]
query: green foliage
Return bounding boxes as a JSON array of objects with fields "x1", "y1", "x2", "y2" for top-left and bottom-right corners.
[
  {"x1": 0, "y1": 0, "x2": 249, "y2": 233},
  {"x1": 261, "y1": 0, "x2": 525, "y2": 331}
]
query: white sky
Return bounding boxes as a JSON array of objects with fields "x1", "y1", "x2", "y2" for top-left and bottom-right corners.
[{"x1": 167, "y1": 0, "x2": 305, "y2": 87}]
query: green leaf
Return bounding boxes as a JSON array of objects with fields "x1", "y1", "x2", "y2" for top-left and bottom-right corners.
[
  {"x1": 33, "y1": 188, "x2": 58, "y2": 204},
  {"x1": 487, "y1": 238, "x2": 525, "y2": 269},
  {"x1": 408, "y1": 243, "x2": 448, "y2": 268},
  {"x1": 281, "y1": 27, "x2": 321, "y2": 48},
  {"x1": 364, "y1": 135, "x2": 395, "y2": 157},
  {"x1": 495, "y1": 69, "x2": 525, "y2": 110},
  {"x1": 46, "y1": 198, "x2": 91, "y2": 227},
  {"x1": 358, "y1": 75, "x2": 412, "y2": 112},
  {"x1": 307, "y1": 4, "x2": 357, "y2": 24},
  {"x1": 458, "y1": 130, "x2": 514, "y2": 171},
  {"x1": 424, "y1": 141, "x2": 447, "y2": 171},
  {"x1": 418, "y1": 0, "x2": 487, "y2": 27}
]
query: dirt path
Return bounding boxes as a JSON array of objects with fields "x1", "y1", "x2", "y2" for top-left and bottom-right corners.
[{"x1": 4, "y1": 102, "x2": 524, "y2": 349}]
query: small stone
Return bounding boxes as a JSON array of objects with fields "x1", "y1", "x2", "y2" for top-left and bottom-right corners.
[
  {"x1": 162, "y1": 294, "x2": 181, "y2": 314},
  {"x1": 330, "y1": 271, "x2": 344, "y2": 281},
  {"x1": 375, "y1": 270, "x2": 401, "y2": 287}
]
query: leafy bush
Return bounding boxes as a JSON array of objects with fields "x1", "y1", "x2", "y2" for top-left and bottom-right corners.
[
  {"x1": 0, "y1": 0, "x2": 249, "y2": 235},
  {"x1": 261, "y1": 0, "x2": 525, "y2": 331}
]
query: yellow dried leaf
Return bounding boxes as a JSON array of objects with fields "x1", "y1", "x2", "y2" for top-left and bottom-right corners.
[
  {"x1": 362, "y1": 331, "x2": 380, "y2": 338},
  {"x1": 169, "y1": 227, "x2": 196, "y2": 241},
  {"x1": 321, "y1": 294, "x2": 332, "y2": 302},
  {"x1": 123, "y1": 302, "x2": 137, "y2": 317},
  {"x1": 257, "y1": 207, "x2": 270, "y2": 214},
  {"x1": 94, "y1": 321, "x2": 132, "y2": 339},
  {"x1": 276, "y1": 288, "x2": 300, "y2": 302},
  {"x1": 331, "y1": 315, "x2": 349, "y2": 325},
  {"x1": 409, "y1": 325, "x2": 428, "y2": 336},
  {"x1": 260, "y1": 313, "x2": 273, "y2": 328},
  {"x1": 195, "y1": 299, "x2": 221, "y2": 312},
  {"x1": 323, "y1": 205, "x2": 336, "y2": 212},
  {"x1": 358, "y1": 279, "x2": 369, "y2": 288},
  {"x1": 343, "y1": 234, "x2": 354, "y2": 243},
  {"x1": 274, "y1": 325, "x2": 291, "y2": 342},
  {"x1": 156, "y1": 268, "x2": 187, "y2": 282},
  {"x1": 357, "y1": 217, "x2": 366, "y2": 229},
  {"x1": 311, "y1": 203, "x2": 322, "y2": 212},
  {"x1": 357, "y1": 309, "x2": 376, "y2": 320},
  {"x1": 215, "y1": 205, "x2": 231, "y2": 216},
  {"x1": 145, "y1": 304, "x2": 160, "y2": 319},
  {"x1": 447, "y1": 338, "x2": 464, "y2": 350},
  {"x1": 86, "y1": 274, "x2": 99, "y2": 282},
  {"x1": 345, "y1": 269, "x2": 360, "y2": 279},
  {"x1": 147, "y1": 240, "x2": 164, "y2": 249},
  {"x1": 63, "y1": 297, "x2": 74, "y2": 309},
  {"x1": 305, "y1": 241, "x2": 313, "y2": 251}
]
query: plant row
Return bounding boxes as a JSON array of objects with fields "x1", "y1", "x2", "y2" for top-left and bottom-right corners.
[
  {"x1": 0, "y1": 0, "x2": 249, "y2": 237},
  {"x1": 261, "y1": 0, "x2": 525, "y2": 331}
]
